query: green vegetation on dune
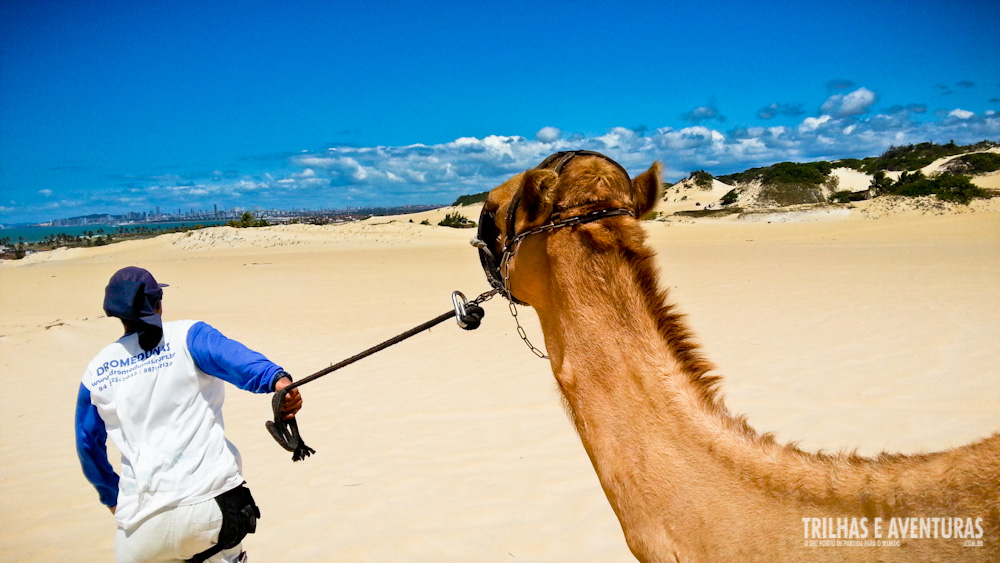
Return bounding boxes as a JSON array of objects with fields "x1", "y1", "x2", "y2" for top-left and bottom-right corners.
[
  {"x1": 720, "y1": 189, "x2": 739, "y2": 206},
  {"x1": 883, "y1": 171, "x2": 986, "y2": 205},
  {"x1": 227, "y1": 211, "x2": 269, "y2": 228},
  {"x1": 438, "y1": 212, "x2": 476, "y2": 228},
  {"x1": 717, "y1": 161, "x2": 836, "y2": 207},
  {"x1": 451, "y1": 192, "x2": 489, "y2": 206},
  {"x1": 943, "y1": 152, "x2": 1000, "y2": 175},
  {"x1": 717, "y1": 161, "x2": 833, "y2": 187},
  {"x1": 859, "y1": 140, "x2": 998, "y2": 173},
  {"x1": 690, "y1": 170, "x2": 714, "y2": 189},
  {"x1": 674, "y1": 207, "x2": 743, "y2": 218},
  {"x1": 833, "y1": 158, "x2": 867, "y2": 171}
]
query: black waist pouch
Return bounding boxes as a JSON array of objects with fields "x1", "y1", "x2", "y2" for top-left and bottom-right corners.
[
  {"x1": 187, "y1": 484, "x2": 261, "y2": 562},
  {"x1": 216, "y1": 484, "x2": 261, "y2": 549}
]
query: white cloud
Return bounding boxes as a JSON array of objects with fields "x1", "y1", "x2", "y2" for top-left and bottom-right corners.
[
  {"x1": 799, "y1": 115, "x2": 832, "y2": 133},
  {"x1": 11, "y1": 88, "x2": 998, "y2": 223},
  {"x1": 820, "y1": 87, "x2": 876, "y2": 117},
  {"x1": 595, "y1": 127, "x2": 640, "y2": 149},
  {"x1": 535, "y1": 126, "x2": 561, "y2": 143},
  {"x1": 293, "y1": 156, "x2": 340, "y2": 169},
  {"x1": 262, "y1": 109, "x2": 997, "y2": 200}
]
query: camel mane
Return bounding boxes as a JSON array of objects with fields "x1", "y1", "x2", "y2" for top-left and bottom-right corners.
[
  {"x1": 558, "y1": 161, "x2": 897, "y2": 469},
  {"x1": 564, "y1": 209, "x2": 966, "y2": 516},
  {"x1": 554, "y1": 159, "x2": 725, "y2": 413}
]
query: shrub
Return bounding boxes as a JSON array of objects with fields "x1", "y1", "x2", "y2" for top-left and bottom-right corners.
[
  {"x1": 831, "y1": 191, "x2": 853, "y2": 203},
  {"x1": 438, "y1": 212, "x2": 475, "y2": 228},
  {"x1": 835, "y1": 158, "x2": 870, "y2": 171},
  {"x1": 761, "y1": 162, "x2": 831, "y2": 185},
  {"x1": 823, "y1": 174, "x2": 840, "y2": 192},
  {"x1": 883, "y1": 171, "x2": 985, "y2": 205},
  {"x1": 870, "y1": 171, "x2": 892, "y2": 196},
  {"x1": 931, "y1": 174, "x2": 985, "y2": 205},
  {"x1": 720, "y1": 189, "x2": 739, "y2": 206},
  {"x1": 718, "y1": 161, "x2": 832, "y2": 186},
  {"x1": 674, "y1": 207, "x2": 743, "y2": 218},
  {"x1": 944, "y1": 152, "x2": 1000, "y2": 175},
  {"x1": 689, "y1": 170, "x2": 714, "y2": 189},
  {"x1": 228, "y1": 211, "x2": 268, "y2": 228},
  {"x1": 758, "y1": 184, "x2": 826, "y2": 206}
]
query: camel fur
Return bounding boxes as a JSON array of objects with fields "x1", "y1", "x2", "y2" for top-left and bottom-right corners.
[{"x1": 481, "y1": 154, "x2": 999, "y2": 562}]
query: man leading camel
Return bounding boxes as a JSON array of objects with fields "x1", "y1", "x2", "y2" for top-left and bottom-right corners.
[{"x1": 75, "y1": 266, "x2": 302, "y2": 562}]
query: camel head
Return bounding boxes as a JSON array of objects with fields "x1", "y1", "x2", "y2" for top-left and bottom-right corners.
[{"x1": 474, "y1": 151, "x2": 662, "y2": 307}]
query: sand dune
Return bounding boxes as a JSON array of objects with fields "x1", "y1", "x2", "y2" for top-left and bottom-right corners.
[
  {"x1": 1, "y1": 207, "x2": 998, "y2": 561},
  {"x1": 658, "y1": 148, "x2": 1000, "y2": 221}
]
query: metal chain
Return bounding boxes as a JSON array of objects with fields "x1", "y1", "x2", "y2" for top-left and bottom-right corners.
[
  {"x1": 494, "y1": 207, "x2": 631, "y2": 361},
  {"x1": 470, "y1": 288, "x2": 500, "y2": 305},
  {"x1": 510, "y1": 300, "x2": 548, "y2": 359},
  {"x1": 506, "y1": 208, "x2": 632, "y2": 253},
  {"x1": 501, "y1": 243, "x2": 549, "y2": 359}
]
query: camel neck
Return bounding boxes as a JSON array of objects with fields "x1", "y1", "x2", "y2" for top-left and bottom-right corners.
[
  {"x1": 527, "y1": 232, "x2": 954, "y2": 560},
  {"x1": 489, "y1": 161, "x2": 999, "y2": 561},
  {"x1": 533, "y1": 239, "x2": 805, "y2": 556}
]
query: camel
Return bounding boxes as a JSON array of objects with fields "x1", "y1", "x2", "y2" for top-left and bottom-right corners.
[{"x1": 474, "y1": 151, "x2": 999, "y2": 562}]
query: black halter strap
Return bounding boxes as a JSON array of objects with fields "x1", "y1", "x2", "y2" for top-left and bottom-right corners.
[
  {"x1": 473, "y1": 150, "x2": 637, "y2": 306},
  {"x1": 499, "y1": 152, "x2": 635, "y2": 303},
  {"x1": 536, "y1": 150, "x2": 630, "y2": 178},
  {"x1": 535, "y1": 150, "x2": 634, "y2": 203}
]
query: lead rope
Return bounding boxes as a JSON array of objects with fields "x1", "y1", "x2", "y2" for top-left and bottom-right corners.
[{"x1": 267, "y1": 289, "x2": 499, "y2": 460}]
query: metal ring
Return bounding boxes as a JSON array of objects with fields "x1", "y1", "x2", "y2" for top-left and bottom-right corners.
[{"x1": 452, "y1": 291, "x2": 470, "y2": 328}]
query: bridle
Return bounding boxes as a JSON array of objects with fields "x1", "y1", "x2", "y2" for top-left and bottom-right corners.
[{"x1": 472, "y1": 150, "x2": 635, "y2": 307}]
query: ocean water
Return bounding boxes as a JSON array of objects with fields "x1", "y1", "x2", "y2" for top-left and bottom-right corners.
[{"x1": 0, "y1": 221, "x2": 225, "y2": 244}]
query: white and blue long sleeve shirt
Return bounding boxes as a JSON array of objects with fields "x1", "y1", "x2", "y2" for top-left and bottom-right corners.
[{"x1": 75, "y1": 320, "x2": 285, "y2": 531}]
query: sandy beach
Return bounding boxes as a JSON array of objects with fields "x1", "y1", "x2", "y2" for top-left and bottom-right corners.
[{"x1": 1, "y1": 203, "x2": 998, "y2": 561}]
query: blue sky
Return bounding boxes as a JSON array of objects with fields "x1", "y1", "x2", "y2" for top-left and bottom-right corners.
[{"x1": 1, "y1": 0, "x2": 998, "y2": 224}]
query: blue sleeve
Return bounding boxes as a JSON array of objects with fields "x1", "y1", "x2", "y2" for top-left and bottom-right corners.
[
  {"x1": 75, "y1": 384, "x2": 119, "y2": 507},
  {"x1": 187, "y1": 322, "x2": 285, "y2": 394}
]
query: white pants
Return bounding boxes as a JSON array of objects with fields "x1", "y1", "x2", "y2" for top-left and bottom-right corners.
[{"x1": 115, "y1": 497, "x2": 246, "y2": 562}]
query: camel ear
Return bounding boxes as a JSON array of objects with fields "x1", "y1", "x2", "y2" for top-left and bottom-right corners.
[
  {"x1": 520, "y1": 168, "x2": 558, "y2": 223},
  {"x1": 631, "y1": 162, "x2": 662, "y2": 218}
]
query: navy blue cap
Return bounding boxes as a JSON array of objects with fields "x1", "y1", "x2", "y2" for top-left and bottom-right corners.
[{"x1": 103, "y1": 267, "x2": 168, "y2": 350}]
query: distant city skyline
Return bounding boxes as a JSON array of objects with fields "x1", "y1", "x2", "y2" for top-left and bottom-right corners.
[
  {"x1": 2, "y1": 0, "x2": 998, "y2": 224},
  {"x1": 32, "y1": 203, "x2": 441, "y2": 227},
  {"x1": 0, "y1": 203, "x2": 443, "y2": 246}
]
